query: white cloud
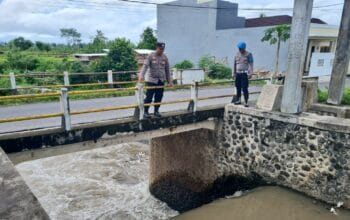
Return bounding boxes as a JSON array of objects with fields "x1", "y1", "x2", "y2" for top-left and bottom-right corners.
[{"x1": 0, "y1": 0, "x2": 343, "y2": 43}]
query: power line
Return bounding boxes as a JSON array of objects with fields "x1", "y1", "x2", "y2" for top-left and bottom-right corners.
[{"x1": 58, "y1": 0, "x2": 344, "y2": 11}]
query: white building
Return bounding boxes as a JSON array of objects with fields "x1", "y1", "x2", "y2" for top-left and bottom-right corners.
[{"x1": 157, "y1": 0, "x2": 339, "y2": 75}]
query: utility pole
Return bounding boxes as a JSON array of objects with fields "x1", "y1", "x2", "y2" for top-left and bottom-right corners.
[
  {"x1": 327, "y1": 0, "x2": 350, "y2": 105},
  {"x1": 281, "y1": 0, "x2": 313, "y2": 113}
]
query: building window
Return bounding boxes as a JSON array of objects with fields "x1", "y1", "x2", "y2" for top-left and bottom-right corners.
[
  {"x1": 320, "y1": 46, "x2": 330, "y2": 53},
  {"x1": 317, "y1": 59, "x2": 324, "y2": 67}
]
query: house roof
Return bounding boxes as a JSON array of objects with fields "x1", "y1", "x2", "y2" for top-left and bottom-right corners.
[
  {"x1": 134, "y1": 49, "x2": 154, "y2": 55},
  {"x1": 73, "y1": 53, "x2": 107, "y2": 57},
  {"x1": 245, "y1": 15, "x2": 326, "y2": 28}
]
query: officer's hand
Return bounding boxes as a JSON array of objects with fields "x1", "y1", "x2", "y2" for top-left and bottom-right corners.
[
  {"x1": 248, "y1": 74, "x2": 252, "y2": 79},
  {"x1": 138, "y1": 75, "x2": 144, "y2": 82}
]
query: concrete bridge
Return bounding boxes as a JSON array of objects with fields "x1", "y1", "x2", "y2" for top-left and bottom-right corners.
[{"x1": 1, "y1": 98, "x2": 350, "y2": 217}]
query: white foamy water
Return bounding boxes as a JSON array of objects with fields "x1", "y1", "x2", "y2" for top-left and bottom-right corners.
[{"x1": 16, "y1": 142, "x2": 178, "y2": 220}]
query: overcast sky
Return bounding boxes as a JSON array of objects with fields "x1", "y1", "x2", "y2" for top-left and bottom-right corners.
[{"x1": 0, "y1": 0, "x2": 343, "y2": 44}]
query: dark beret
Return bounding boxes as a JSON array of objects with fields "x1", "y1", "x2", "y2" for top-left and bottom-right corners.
[{"x1": 156, "y1": 42, "x2": 165, "y2": 49}]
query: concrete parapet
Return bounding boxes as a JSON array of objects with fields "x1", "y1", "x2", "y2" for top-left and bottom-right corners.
[
  {"x1": 310, "y1": 103, "x2": 350, "y2": 118},
  {"x1": 0, "y1": 148, "x2": 49, "y2": 219}
]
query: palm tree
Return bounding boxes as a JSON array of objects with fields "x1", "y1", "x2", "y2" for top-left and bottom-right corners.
[{"x1": 261, "y1": 24, "x2": 291, "y2": 80}]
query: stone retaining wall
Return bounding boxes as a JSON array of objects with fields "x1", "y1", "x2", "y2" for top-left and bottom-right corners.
[
  {"x1": 150, "y1": 104, "x2": 350, "y2": 212},
  {"x1": 219, "y1": 104, "x2": 350, "y2": 208}
]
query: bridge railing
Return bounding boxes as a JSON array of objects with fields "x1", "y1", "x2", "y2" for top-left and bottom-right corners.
[
  {"x1": 0, "y1": 78, "x2": 270, "y2": 132},
  {"x1": 0, "y1": 70, "x2": 138, "y2": 93}
]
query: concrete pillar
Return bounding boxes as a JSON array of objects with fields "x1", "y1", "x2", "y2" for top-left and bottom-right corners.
[
  {"x1": 60, "y1": 88, "x2": 71, "y2": 131},
  {"x1": 63, "y1": 71, "x2": 70, "y2": 87},
  {"x1": 107, "y1": 70, "x2": 113, "y2": 88},
  {"x1": 9, "y1": 72, "x2": 17, "y2": 95},
  {"x1": 281, "y1": 0, "x2": 313, "y2": 113},
  {"x1": 188, "y1": 81, "x2": 199, "y2": 113},
  {"x1": 327, "y1": 0, "x2": 350, "y2": 105},
  {"x1": 149, "y1": 129, "x2": 220, "y2": 212},
  {"x1": 134, "y1": 83, "x2": 145, "y2": 120}
]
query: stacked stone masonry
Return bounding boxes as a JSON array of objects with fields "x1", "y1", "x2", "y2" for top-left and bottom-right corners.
[{"x1": 218, "y1": 105, "x2": 350, "y2": 208}]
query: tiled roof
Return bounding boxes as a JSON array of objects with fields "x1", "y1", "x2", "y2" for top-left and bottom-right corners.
[{"x1": 245, "y1": 15, "x2": 326, "y2": 28}]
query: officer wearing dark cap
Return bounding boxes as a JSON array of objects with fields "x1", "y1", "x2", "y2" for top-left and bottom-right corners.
[{"x1": 139, "y1": 42, "x2": 173, "y2": 118}]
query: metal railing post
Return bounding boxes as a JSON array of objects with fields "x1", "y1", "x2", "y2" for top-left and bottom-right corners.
[
  {"x1": 107, "y1": 70, "x2": 113, "y2": 88},
  {"x1": 9, "y1": 72, "x2": 17, "y2": 94},
  {"x1": 60, "y1": 88, "x2": 71, "y2": 131},
  {"x1": 266, "y1": 77, "x2": 272, "y2": 85},
  {"x1": 188, "y1": 81, "x2": 199, "y2": 113},
  {"x1": 134, "y1": 83, "x2": 144, "y2": 120},
  {"x1": 63, "y1": 71, "x2": 70, "y2": 87}
]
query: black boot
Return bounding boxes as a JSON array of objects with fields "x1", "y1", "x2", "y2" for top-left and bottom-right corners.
[
  {"x1": 154, "y1": 112, "x2": 162, "y2": 118},
  {"x1": 144, "y1": 111, "x2": 151, "y2": 119}
]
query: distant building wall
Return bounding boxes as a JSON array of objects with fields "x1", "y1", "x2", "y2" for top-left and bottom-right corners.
[
  {"x1": 309, "y1": 52, "x2": 350, "y2": 76},
  {"x1": 157, "y1": 0, "x2": 290, "y2": 72},
  {"x1": 309, "y1": 53, "x2": 334, "y2": 76},
  {"x1": 173, "y1": 69, "x2": 205, "y2": 84}
]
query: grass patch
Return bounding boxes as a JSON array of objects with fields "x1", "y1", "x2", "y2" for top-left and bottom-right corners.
[{"x1": 317, "y1": 88, "x2": 350, "y2": 105}]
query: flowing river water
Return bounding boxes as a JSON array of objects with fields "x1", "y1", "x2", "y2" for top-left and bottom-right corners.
[{"x1": 15, "y1": 142, "x2": 350, "y2": 220}]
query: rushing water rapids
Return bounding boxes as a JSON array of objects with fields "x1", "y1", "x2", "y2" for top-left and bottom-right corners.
[
  {"x1": 16, "y1": 142, "x2": 178, "y2": 220},
  {"x1": 15, "y1": 142, "x2": 350, "y2": 220}
]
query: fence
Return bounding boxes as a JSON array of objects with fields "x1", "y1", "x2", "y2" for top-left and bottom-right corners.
[
  {"x1": 0, "y1": 70, "x2": 138, "y2": 93},
  {"x1": 0, "y1": 78, "x2": 269, "y2": 132}
]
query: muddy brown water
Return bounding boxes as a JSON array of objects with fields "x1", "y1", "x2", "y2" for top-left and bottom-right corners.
[{"x1": 175, "y1": 186, "x2": 350, "y2": 220}]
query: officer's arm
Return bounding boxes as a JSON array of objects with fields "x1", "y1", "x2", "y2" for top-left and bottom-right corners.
[
  {"x1": 139, "y1": 55, "x2": 151, "y2": 81},
  {"x1": 233, "y1": 57, "x2": 236, "y2": 79},
  {"x1": 165, "y1": 59, "x2": 172, "y2": 84},
  {"x1": 248, "y1": 53, "x2": 254, "y2": 76}
]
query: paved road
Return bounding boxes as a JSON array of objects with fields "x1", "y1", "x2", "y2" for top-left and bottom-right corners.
[
  {"x1": 0, "y1": 86, "x2": 262, "y2": 134},
  {"x1": 1, "y1": 76, "x2": 348, "y2": 134}
]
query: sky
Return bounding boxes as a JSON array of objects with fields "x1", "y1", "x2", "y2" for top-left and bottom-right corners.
[{"x1": 0, "y1": 0, "x2": 344, "y2": 44}]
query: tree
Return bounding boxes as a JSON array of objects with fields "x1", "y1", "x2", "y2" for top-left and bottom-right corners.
[
  {"x1": 35, "y1": 41, "x2": 51, "y2": 51},
  {"x1": 261, "y1": 24, "x2": 291, "y2": 78},
  {"x1": 137, "y1": 27, "x2": 157, "y2": 50},
  {"x1": 60, "y1": 28, "x2": 82, "y2": 46},
  {"x1": 174, "y1": 60, "x2": 194, "y2": 69},
  {"x1": 199, "y1": 55, "x2": 216, "y2": 73},
  {"x1": 11, "y1": 37, "x2": 33, "y2": 50},
  {"x1": 6, "y1": 51, "x2": 38, "y2": 71},
  {"x1": 88, "y1": 30, "x2": 107, "y2": 52},
  {"x1": 92, "y1": 38, "x2": 137, "y2": 80}
]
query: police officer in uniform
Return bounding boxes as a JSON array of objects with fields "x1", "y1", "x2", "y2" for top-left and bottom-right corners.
[
  {"x1": 139, "y1": 42, "x2": 173, "y2": 118},
  {"x1": 233, "y1": 42, "x2": 254, "y2": 107}
]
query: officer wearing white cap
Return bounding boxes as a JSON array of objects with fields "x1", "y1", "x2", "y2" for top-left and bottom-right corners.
[
  {"x1": 233, "y1": 42, "x2": 254, "y2": 107},
  {"x1": 139, "y1": 42, "x2": 173, "y2": 118}
]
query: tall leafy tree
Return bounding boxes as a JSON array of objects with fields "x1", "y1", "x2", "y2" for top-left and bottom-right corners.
[
  {"x1": 88, "y1": 30, "x2": 107, "y2": 52},
  {"x1": 60, "y1": 28, "x2": 82, "y2": 46},
  {"x1": 92, "y1": 38, "x2": 137, "y2": 80},
  {"x1": 35, "y1": 41, "x2": 51, "y2": 51},
  {"x1": 137, "y1": 27, "x2": 157, "y2": 50},
  {"x1": 11, "y1": 37, "x2": 33, "y2": 50},
  {"x1": 261, "y1": 24, "x2": 291, "y2": 78}
]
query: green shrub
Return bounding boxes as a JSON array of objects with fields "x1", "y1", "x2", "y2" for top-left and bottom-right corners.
[
  {"x1": 199, "y1": 55, "x2": 215, "y2": 72},
  {"x1": 174, "y1": 60, "x2": 194, "y2": 69},
  {"x1": 317, "y1": 89, "x2": 328, "y2": 103},
  {"x1": 317, "y1": 88, "x2": 350, "y2": 105},
  {"x1": 342, "y1": 88, "x2": 350, "y2": 105},
  {"x1": 208, "y1": 63, "x2": 232, "y2": 79}
]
